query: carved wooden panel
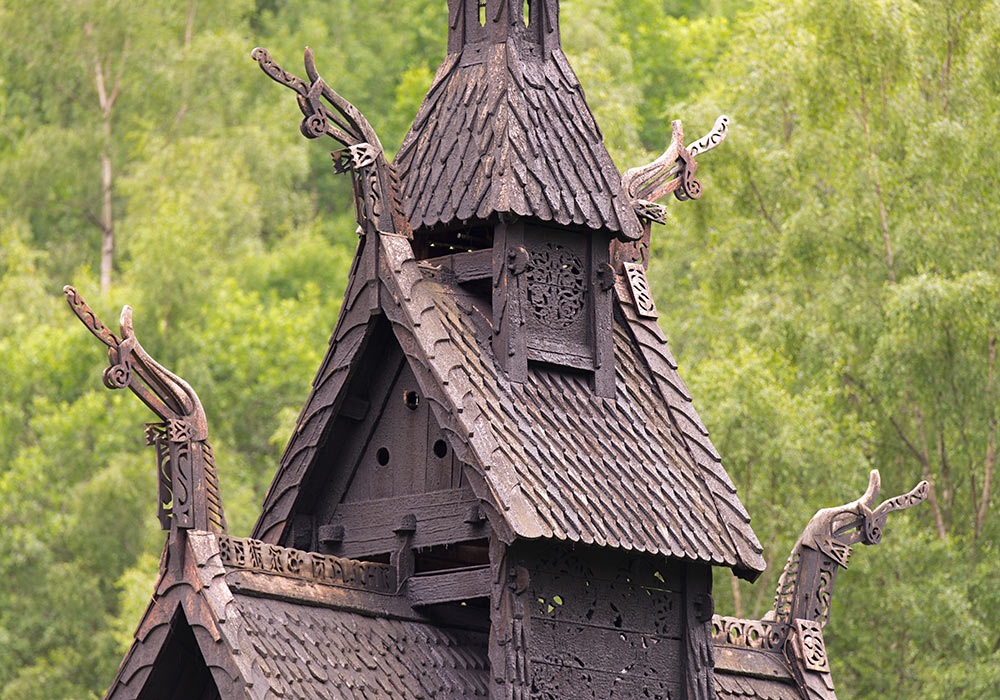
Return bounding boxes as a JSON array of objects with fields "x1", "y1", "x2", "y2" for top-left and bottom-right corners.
[
  {"x1": 523, "y1": 226, "x2": 593, "y2": 366},
  {"x1": 623, "y1": 261, "x2": 658, "y2": 319},
  {"x1": 217, "y1": 534, "x2": 396, "y2": 593},
  {"x1": 509, "y1": 543, "x2": 685, "y2": 700}
]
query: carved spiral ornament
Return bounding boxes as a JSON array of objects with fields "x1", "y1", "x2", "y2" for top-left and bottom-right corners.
[
  {"x1": 526, "y1": 243, "x2": 586, "y2": 329},
  {"x1": 300, "y1": 113, "x2": 328, "y2": 139}
]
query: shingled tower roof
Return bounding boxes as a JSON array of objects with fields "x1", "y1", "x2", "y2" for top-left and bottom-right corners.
[{"x1": 394, "y1": 0, "x2": 643, "y2": 240}]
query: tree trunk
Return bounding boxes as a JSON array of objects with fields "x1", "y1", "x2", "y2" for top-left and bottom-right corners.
[{"x1": 100, "y1": 118, "x2": 114, "y2": 293}]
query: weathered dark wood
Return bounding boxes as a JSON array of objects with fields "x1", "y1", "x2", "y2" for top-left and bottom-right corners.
[
  {"x1": 65, "y1": 287, "x2": 226, "y2": 536},
  {"x1": 327, "y1": 487, "x2": 484, "y2": 559},
  {"x1": 683, "y1": 563, "x2": 716, "y2": 700},
  {"x1": 407, "y1": 566, "x2": 491, "y2": 606},
  {"x1": 492, "y1": 219, "x2": 529, "y2": 383},
  {"x1": 712, "y1": 645, "x2": 793, "y2": 679},
  {"x1": 451, "y1": 248, "x2": 494, "y2": 282},
  {"x1": 74, "y1": 3, "x2": 933, "y2": 700},
  {"x1": 396, "y1": 1, "x2": 641, "y2": 239},
  {"x1": 217, "y1": 533, "x2": 396, "y2": 593}
]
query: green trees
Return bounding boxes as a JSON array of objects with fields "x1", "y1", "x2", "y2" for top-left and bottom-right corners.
[
  {"x1": 0, "y1": 0, "x2": 996, "y2": 697},
  {"x1": 643, "y1": 0, "x2": 1000, "y2": 695}
]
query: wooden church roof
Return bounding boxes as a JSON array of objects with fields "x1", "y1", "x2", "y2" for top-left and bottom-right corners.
[
  {"x1": 69, "y1": 3, "x2": 931, "y2": 699},
  {"x1": 102, "y1": 530, "x2": 805, "y2": 700},
  {"x1": 252, "y1": 230, "x2": 766, "y2": 579},
  {"x1": 105, "y1": 532, "x2": 490, "y2": 700},
  {"x1": 394, "y1": 3, "x2": 642, "y2": 239}
]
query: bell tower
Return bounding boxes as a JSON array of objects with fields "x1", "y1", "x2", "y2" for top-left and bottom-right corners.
[
  {"x1": 448, "y1": 0, "x2": 561, "y2": 54},
  {"x1": 399, "y1": 0, "x2": 640, "y2": 397}
]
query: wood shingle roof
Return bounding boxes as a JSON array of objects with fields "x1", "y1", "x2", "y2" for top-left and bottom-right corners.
[
  {"x1": 253, "y1": 232, "x2": 766, "y2": 579},
  {"x1": 394, "y1": 41, "x2": 642, "y2": 240}
]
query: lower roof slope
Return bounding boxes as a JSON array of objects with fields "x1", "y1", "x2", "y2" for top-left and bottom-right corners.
[
  {"x1": 426, "y1": 267, "x2": 750, "y2": 567},
  {"x1": 106, "y1": 532, "x2": 489, "y2": 700},
  {"x1": 237, "y1": 594, "x2": 488, "y2": 699}
]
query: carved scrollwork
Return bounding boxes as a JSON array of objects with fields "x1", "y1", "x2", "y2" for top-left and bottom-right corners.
[
  {"x1": 631, "y1": 199, "x2": 667, "y2": 225},
  {"x1": 623, "y1": 262, "x2": 657, "y2": 319},
  {"x1": 768, "y1": 470, "x2": 927, "y2": 634},
  {"x1": 526, "y1": 243, "x2": 586, "y2": 329},
  {"x1": 252, "y1": 46, "x2": 411, "y2": 238},
  {"x1": 64, "y1": 286, "x2": 226, "y2": 534},
  {"x1": 711, "y1": 615, "x2": 782, "y2": 651},
  {"x1": 621, "y1": 115, "x2": 728, "y2": 214},
  {"x1": 686, "y1": 115, "x2": 730, "y2": 159},
  {"x1": 217, "y1": 534, "x2": 396, "y2": 593}
]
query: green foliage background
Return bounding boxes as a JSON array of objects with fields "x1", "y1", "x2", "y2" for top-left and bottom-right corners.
[{"x1": 1, "y1": 0, "x2": 998, "y2": 697}]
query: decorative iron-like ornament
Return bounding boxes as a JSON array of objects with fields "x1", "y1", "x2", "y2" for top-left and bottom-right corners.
[{"x1": 526, "y1": 243, "x2": 586, "y2": 329}]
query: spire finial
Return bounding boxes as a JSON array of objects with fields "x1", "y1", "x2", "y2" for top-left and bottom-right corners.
[
  {"x1": 64, "y1": 286, "x2": 227, "y2": 535},
  {"x1": 447, "y1": 0, "x2": 560, "y2": 54}
]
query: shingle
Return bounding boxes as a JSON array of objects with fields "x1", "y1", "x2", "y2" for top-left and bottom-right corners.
[
  {"x1": 233, "y1": 594, "x2": 490, "y2": 700},
  {"x1": 394, "y1": 43, "x2": 641, "y2": 240}
]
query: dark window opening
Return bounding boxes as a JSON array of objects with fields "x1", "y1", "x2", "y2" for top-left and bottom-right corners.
[
  {"x1": 356, "y1": 551, "x2": 391, "y2": 565},
  {"x1": 421, "y1": 224, "x2": 493, "y2": 257},
  {"x1": 414, "y1": 538, "x2": 489, "y2": 574},
  {"x1": 433, "y1": 439, "x2": 449, "y2": 459},
  {"x1": 403, "y1": 389, "x2": 420, "y2": 410},
  {"x1": 376, "y1": 447, "x2": 390, "y2": 466},
  {"x1": 421, "y1": 597, "x2": 491, "y2": 632}
]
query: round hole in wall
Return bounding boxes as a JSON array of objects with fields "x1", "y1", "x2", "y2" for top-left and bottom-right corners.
[
  {"x1": 403, "y1": 390, "x2": 420, "y2": 410},
  {"x1": 433, "y1": 439, "x2": 448, "y2": 459},
  {"x1": 376, "y1": 447, "x2": 390, "y2": 466}
]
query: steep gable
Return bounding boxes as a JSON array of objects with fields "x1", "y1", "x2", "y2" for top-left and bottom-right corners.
[{"x1": 254, "y1": 231, "x2": 765, "y2": 579}]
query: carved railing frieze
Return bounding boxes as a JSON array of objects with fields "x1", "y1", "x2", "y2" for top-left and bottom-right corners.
[
  {"x1": 711, "y1": 615, "x2": 784, "y2": 652},
  {"x1": 217, "y1": 534, "x2": 396, "y2": 594}
]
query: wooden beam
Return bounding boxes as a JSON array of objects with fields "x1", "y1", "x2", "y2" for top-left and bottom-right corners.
[
  {"x1": 451, "y1": 248, "x2": 492, "y2": 283},
  {"x1": 407, "y1": 566, "x2": 491, "y2": 606},
  {"x1": 328, "y1": 487, "x2": 486, "y2": 558},
  {"x1": 422, "y1": 249, "x2": 493, "y2": 283}
]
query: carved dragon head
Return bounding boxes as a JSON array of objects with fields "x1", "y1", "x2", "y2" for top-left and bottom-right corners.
[{"x1": 798, "y1": 469, "x2": 928, "y2": 569}]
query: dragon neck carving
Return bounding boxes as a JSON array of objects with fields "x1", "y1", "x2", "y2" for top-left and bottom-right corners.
[
  {"x1": 768, "y1": 469, "x2": 928, "y2": 628},
  {"x1": 251, "y1": 47, "x2": 411, "y2": 239},
  {"x1": 615, "y1": 115, "x2": 729, "y2": 271},
  {"x1": 64, "y1": 286, "x2": 226, "y2": 534}
]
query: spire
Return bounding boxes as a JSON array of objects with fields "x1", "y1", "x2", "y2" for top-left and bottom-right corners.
[
  {"x1": 447, "y1": 0, "x2": 560, "y2": 54},
  {"x1": 397, "y1": 1, "x2": 641, "y2": 240}
]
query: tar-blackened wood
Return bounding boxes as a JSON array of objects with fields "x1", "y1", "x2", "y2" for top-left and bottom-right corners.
[
  {"x1": 492, "y1": 220, "x2": 529, "y2": 383},
  {"x1": 495, "y1": 542, "x2": 688, "y2": 699},
  {"x1": 683, "y1": 564, "x2": 716, "y2": 700},
  {"x1": 450, "y1": 248, "x2": 493, "y2": 282},
  {"x1": 327, "y1": 487, "x2": 483, "y2": 559},
  {"x1": 396, "y1": 2, "x2": 642, "y2": 239},
  {"x1": 408, "y1": 566, "x2": 491, "y2": 606}
]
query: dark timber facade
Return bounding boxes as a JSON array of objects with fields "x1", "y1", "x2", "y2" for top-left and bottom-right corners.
[{"x1": 66, "y1": 2, "x2": 928, "y2": 699}]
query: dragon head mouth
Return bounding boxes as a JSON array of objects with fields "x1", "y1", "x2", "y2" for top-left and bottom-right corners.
[{"x1": 804, "y1": 470, "x2": 929, "y2": 567}]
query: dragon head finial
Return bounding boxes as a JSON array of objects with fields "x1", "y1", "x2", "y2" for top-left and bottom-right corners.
[{"x1": 799, "y1": 469, "x2": 928, "y2": 568}]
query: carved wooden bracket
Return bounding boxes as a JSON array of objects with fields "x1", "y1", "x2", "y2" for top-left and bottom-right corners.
[
  {"x1": 64, "y1": 286, "x2": 226, "y2": 535},
  {"x1": 621, "y1": 115, "x2": 729, "y2": 218},
  {"x1": 251, "y1": 47, "x2": 412, "y2": 239}
]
